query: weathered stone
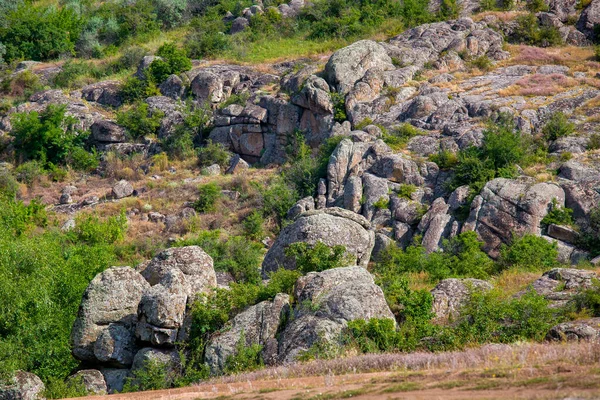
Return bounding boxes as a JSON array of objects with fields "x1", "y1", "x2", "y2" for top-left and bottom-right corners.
[
  {"x1": 547, "y1": 224, "x2": 580, "y2": 244},
  {"x1": 431, "y1": 278, "x2": 493, "y2": 322},
  {"x1": 191, "y1": 71, "x2": 224, "y2": 104},
  {"x1": 100, "y1": 369, "x2": 128, "y2": 394},
  {"x1": 136, "y1": 56, "x2": 162, "y2": 80},
  {"x1": 159, "y1": 75, "x2": 186, "y2": 100},
  {"x1": 226, "y1": 154, "x2": 250, "y2": 174},
  {"x1": 287, "y1": 196, "x2": 315, "y2": 220},
  {"x1": 230, "y1": 17, "x2": 249, "y2": 34},
  {"x1": 112, "y1": 180, "x2": 134, "y2": 199},
  {"x1": 82, "y1": 81, "x2": 122, "y2": 107},
  {"x1": 547, "y1": 318, "x2": 600, "y2": 342},
  {"x1": 71, "y1": 267, "x2": 149, "y2": 366},
  {"x1": 261, "y1": 208, "x2": 375, "y2": 276},
  {"x1": 0, "y1": 371, "x2": 45, "y2": 400},
  {"x1": 205, "y1": 294, "x2": 290, "y2": 373},
  {"x1": 278, "y1": 267, "x2": 394, "y2": 363},
  {"x1": 90, "y1": 120, "x2": 125, "y2": 143},
  {"x1": 528, "y1": 268, "x2": 597, "y2": 308},
  {"x1": 67, "y1": 370, "x2": 107, "y2": 395}
]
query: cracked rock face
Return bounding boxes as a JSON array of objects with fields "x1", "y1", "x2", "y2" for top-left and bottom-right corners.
[{"x1": 463, "y1": 178, "x2": 565, "y2": 257}]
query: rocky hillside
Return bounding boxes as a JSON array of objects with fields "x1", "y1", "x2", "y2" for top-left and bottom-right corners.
[{"x1": 3, "y1": 0, "x2": 600, "y2": 398}]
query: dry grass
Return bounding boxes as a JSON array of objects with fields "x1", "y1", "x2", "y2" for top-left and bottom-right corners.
[
  {"x1": 492, "y1": 269, "x2": 541, "y2": 297},
  {"x1": 499, "y1": 73, "x2": 578, "y2": 97},
  {"x1": 472, "y1": 11, "x2": 527, "y2": 23}
]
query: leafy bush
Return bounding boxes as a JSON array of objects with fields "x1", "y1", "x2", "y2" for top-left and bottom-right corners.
[
  {"x1": 70, "y1": 211, "x2": 127, "y2": 245},
  {"x1": 147, "y1": 42, "x2": 192, "y2": 83},
  {"x1": 541, "y1": 198, "x2": 574, "y2": 226},
  {"x1": 438, "y1": 0, "x2": 460, "y2": 19},
  {"x1": 382, "y1": 123, "x2": 422, "y2": 150},
  {"x1": 542, "y1": 112, "x2": 575, "y2": 141},
  {"x1": 397, "y1": 184, "x2": 417, "y2": 199},
  {"x1": 498, "y1": 234, "x2": 558, "y2": 271},
  {"x1": 243, "y1": 211, "x2": 264, "y2": 240},
  {"x1": 330, "y1": 92, "x2": 347, "y2": 122},
  {"x1": 119, "y1": 46, "x2": 149, "y2": 70},
  {"x1": 285, "y1": 241, "x2": 352, "y2": 274},
  {"x1": 120, "y1": 76, "x2": 160, "y2": 103},
  {"x1": 11, "y1": 105, "x2": 95, "y2": 169},
  {"x1": 123, "y1": 359, "x2": 176, "y2": 392},
  {"x1": 14, "y1": 161, "x2": 45, "y2": 186},
  {"x1": 259, "y1": 176, "x2": 298, "y2": 226},
  {"x1": 429, "y1": 150, "x2": 458, "y2": 169},
  {"x1": 192, "y1": 182, "x2": 221, "y2": 213},
  {"x1": 579, "y1": 206, "x2": 600, "y2": 256},
  {"x1": 67, "y1": 147, "x2": 99, "y2": 172},
  {"x1": 223, "y1": 338, "x2": 263, "y2": 374},
  {"x1": 572, "y1": 279, "x2": 600, "y2": 317},
  {"x1": 197, "y1": 141, "x2": 231, "y2": 168},
  {"x1": 116, "y1": 102, "x2": 164, "y2": 139},
  {"x1": 164, "y1": 103, "x2": 211, "y2": 160},
  {"x1": 375, "y1": 232, "x2": 494, "y2": 282},
  {"x1": 469, "y1": 56, "x2": 493, "y2": 71},
  {"x1": 512, "y1": 13, "x2": 563, "y2": 47},
  {"x1": 0, "y1": 4, "x2": 82, "y2": 62},
  {"x1": 185, "y1": 17, "x2": 231, "y2": 58},
  {"x1": 588, "y1": 133, "x2": 600, "y2": 150},
  {"x1": 527, "y1": 0, "x2": 549, "y2": 11}
]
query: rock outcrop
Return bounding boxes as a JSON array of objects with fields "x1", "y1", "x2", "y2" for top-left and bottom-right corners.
[
  {"x1": 0, "y1": 371, "x2": 45, "y2": 400},
  {"x1": 431, "y1": 278, "x2": 493, "y2": 322},
  {"x1": 547, "y1": 318, "x2": 600, "y2": 341},
  {"x1": 261, "y1": 208, "x2": 375, "y2": 276}
]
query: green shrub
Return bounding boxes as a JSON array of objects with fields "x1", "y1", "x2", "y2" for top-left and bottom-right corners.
[
  {"x1": 527, "y1": 0, "x2": 549, "y2": 12},
  {"x1": 243, "y1": 211, "x2": 264, "y2": 241},
  {"x1": 165, "y1": 103, "x2": 211, "y2": 160},
  {"x1": 346, "y1": 318, "x2": 401, "y2": 353},
  {"x1": 541, "y1": 198, "x2": 574, "y2": 226},
  {"x1": 119, "y1": 46, "x2": 149, "y2": 70},
  {"x1": 330, "y1": 92, "x2": 347, "y2": 122},
  {"x1": 218, "y1": 92, "x2": 250, "y2": 109},
  {"x1": 52, "y1": 60, "x2": 91, "y2": 88},
  {"x1": 498, "y1": 234, "x2": 558, "y2": 271},
  {"x1": 469, "y1": 56, "x2": 493, "y2": 71},
  {"x1": 116, "y1": 102, "x2": 164, "y2": 139},
  {"x1": 147, "y1": 42, "x2": 192, "y2": 83},
  {"x1": 572, "y1": 279, "x2": 600, "y2": 317},
  {"x1": 588, "y1": 133, "x2": 600, "y2": 150},
  {"x1": 71, "y1": 211, "x2": 127, "y2": 245},
  {"x1": 11, "y1": 105, "x2": 89, "y2": 167},
  {"x1": 285, "y1": 241, "x2": 352, "y2": 274},
  {"x1": 259, "y1": 176, "x2": 298, "y2": 226},
  {"x1": 120, "y1": 76, "x2": 160, "y2": 103},
  {"x1": 542, "y1": 112, "x2": 575, "y2": 141},
  {"x1": 482, "y1": 116, "x2": 527, "y2": 170},
  {"x1": 14, "y1": 161, "x2": 45, "y2": 186},
  {"x1": 67, "y1": 147, "x2": 99, "y2": 172},
  {"x1": 0, "y1": 169, "x2": 19, "y2": 198},
  {"x1": 438, "y1": 0, "x2": 460, "y2": 19},
  {"x1": 430, "y1": 150, "x2": 458, "y2": 169},
  {"x1": 579, "y1": 206, "x2": 600, "y2": 256},
  {"x1": 382, "y1": 123, "x2": 421, "y2": 150},
  {"x1": 397, "y1": 184, "x2": 417, "y2": 199},
  {"x1": 373, "y1": 197, "x2": 389, "y2": 210},
  {"x1": 193, "y1": 182, "x2": 221, "y2": 213},
  {"x1": 512, "y1": 13, "x2": 563, "y2": 47},
  {"x1": 185, "y1": 17, "x2": 230, "y2": 58},
  {"x1": 223, "y1": 338, "x2": 263, "y2": 375},
  {"x1": 197, "y1": 141, "x2": 231, "y2": 168},
  {"x1": 122, "y1": 359, "x2": 176, "y2": 392}
]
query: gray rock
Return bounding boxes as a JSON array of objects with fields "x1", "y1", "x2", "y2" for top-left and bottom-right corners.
[
  {"x1": 418, "y1": 197, "x2": 452, "y2": 253},
  {"x1": 528, "y1": 268, "x2": 597, "y2": 308},
  {"x1": 191, "y1": 70, "x2": 224, "y2": 104},
  {"x1": 112, "y1": 180, "x2": 134, "y2": 199},
  {"x1": 67, "y1": 370, "x2": 107, "y2": 395},
  {"x1": 370, "y1": 154, "x2": 424, "y2": 185},
  {"x1": 203, "y1": 164, "x2": 221, "y2": 176},
  {"x1": 343, "y1": 175, "x2": 363, "y2": 214},
  {"x1": 277, "y1": 266, "x2": 394, "y2": 363},
  {"x1": 59, "y1": 193, "x2": 73, "y2": 205},
  {"x1": 577, "y1": 0, "x2": 600, "y2": 38},
  {"x1": 547, "y1": 318, "x2": 600, "y2": 341},
  {"x1": 325, "y1": 40, "x2": 394, "y2": 94},
  {"x1": 226, "y1": 154, "x2": 250, "y2": 174},
  {"x1": 90, "y1": 120, "x2": 125, "y2": 144},
  {"x1": 205, "y1": 293, "x2": 290, "y2": 373},
  {"x1": 71, "y1": 267, "x2": 149, "y2": 366},
  {"x1": 159, "y1": 75, "x2": 186, "y2": 100},
  {"x1": 448, "y1": 185, "x2": 470, "y2": 211},
  {"x1": 547, "y1": 224, "x2": 580, "y2": 244},
  {"x1": 463, "y1": 178, "x2": 565, "y2": 257},
  {"x1": 81, "y1": 81, "x2": 122, "y2": 107},
  {"x1": 138, "y1": 246, "x2": 216, "y2": 298},
  {"x1": 431, "y1": 278, "x2": 493, "y2": 322},
  {"x1": 230, "y1": 17, "x2": 249, "y2": 34},
  {"x1": 261, "y1": 208, "x2": 375, "y2": 276},
  {"x1": 100, "y1": 369, "x2": 129, "y2": 394},
  {"x1": 0, "y1": 371, "x2": 45, "y2": 400},
  {"x1": 136, "y1": 56, "x2": 162, "y2": 79},
  {"x1": 287, "y1": 196, "x2": 315, "y2": 220}
]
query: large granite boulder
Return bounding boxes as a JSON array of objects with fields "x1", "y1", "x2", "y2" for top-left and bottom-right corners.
[
  {"x1": 261, "y1": 208, "x2": 375, "y2": 276},
  {"x1": 204, "y1": 293, "x2": 290, "y2": 373},
  {"x1": 431, "y1": 278, "x2": 493, "y2": 322},
  {"x1": 66, "y1": 370, "x2": 107, "y2": 396},
  {"x1": 0, "y1": 371, "x2": 45, "y2": 400},
  {"x1": 71, "y1": 267, "x2": 150, "y2": 367},
  {"x1": 277, "y1": 266, "x2": 394, "y2": 363},
  {"x1": 463, "y1": 178, "x2": 565, "y2": 257}
]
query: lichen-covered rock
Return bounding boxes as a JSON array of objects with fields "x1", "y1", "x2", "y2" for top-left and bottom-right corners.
[
  {"x1": 159, "y1": 75, "x2": 186, "y2": 100},
  {"x1": 205, "y1": 293, "x2": 290, "y2": 373},
  {"x1": 277, "y1": 266, "x2": 394, "y2": 363},
  {"x1": 112, "y1": 180, "x2": 134, "y2": 199},
  {"x1": 287, "y1": 196, "x2": 315, "y2": 220},
  {"x1": 67, "y1": 370, "x2": 107, "y2": 395},
  {"x1": 325, "y1": 40, "x2": 394, "y2": 94},
  {"x1": 81, "y1": 81, "x2": 123, "y2": 107},
  {"x1": 528, "y1": 268, "x2": 597, "y2": 308},
  {"x1": 137, "y1": 246, "x2": 216, "y2": 298},
  {"x1": 100, "y1": 369, "x2": 128, "y2": 394},
  {"x1": 431, "y1": 278, "x2": 493, "y2": 322},
  {"x1": 261, "y1": 208, "x2": 375, "y2": 276},
  {"x1": 0, "y1": 371, "x2": 45, "y2": 400},
  {"x1": 547, "y1": 318, "x2": 600, "y2": 341},
  {"x1": 71, "y1": 267, "x2": 149, "y2": 367},
  {"x1": 464, "y1": 178, "x2": 565, "y2": 257}
]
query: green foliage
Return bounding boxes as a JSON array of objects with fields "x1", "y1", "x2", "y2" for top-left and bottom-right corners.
[
  {"x1": 0, "y1": 4, "x2": 83, "y2": 62},
  {"x1": 541, "y1": 198, "x2": 574, "y2": 226},
  {"x1": 373, "y1": 197, "x2": 389, "y2": 210},
  {"x1": 185, "y1": 17, "x2": 231, "y2": 58},
  {"x1": 259, "y1": 176, "x2": 298, "y2": 226},
  {"x1": 375, "y1": 232, "x2": 494, "y2": 282},
  {"x1": 70, "y1": 211, "x2": 128, "y2": 245},
  {"x1": 218, "y1": 92, "x2": 250, "y2": 109},
  {"x1": 120, "y1": 76, "x2": 160, "y2": 104},
  {"x1": 165, "y1": 103, "x2": 212, "y2": 160},
  {"x1": 179, "y1": 230, "x2": 263, "y2": 284},
  {"x1": 285, "y1": 241, "x2": 352, "y2": 274},
  {"x1": 512, "y1": 13, "x2": 563, "y2": 47},
  {"x1": 542, "y1": 112, "x2": 575, "y2": 141},
  {"x1": 11, "y1": 105, "x2": 89, "y2": 168},
  {"x1": 193, "y1": 182, "x2": 221, "y2": 213},
  {"x1": 147, "y1": 42, "x2": 192, "y2": 83},
  {"x1": 44, "y1": 376, "x2": 88, "y2": 399},
  {"x1": 578, "y1": 206, "x2": 600, "y2": 256},
  {"x1": 116, "y1": 102, "x2": 164, "y2": 139},
  {"x1": 572, "y1": 279, "x2": 600, "y2": 317},
  {"x1": 498, "y1": 234, "x2": 558, "y2": 271},
  {"x1": 438, "y1": 0, "x2": 460, "y2": 19},
  {"x1": 243, "y1": 211, "x2": 264, "y2": 241},
  {"x1": 397, "y1": 184, "x2": 417, "y2": 199},
  {"x1": 469, "y1": 56, "x2": 493, "y2": 71},
  {"x1": 588, "y1": 133, "x2": 600, "y2": 150},
  {"x1": 429, "y1": 150, "x2": 458, "y2": 170},
  {"x1": 14, "y1": 161, "x2": 45, "y2": 186},
  {"x1": 123, "y1": 359, "x2": 176, "y2": 392},
  {"x1": 330, "y1": 92, "x2": 347, "y2": 122},
  {"x1": 382, "y1": 123, "x2": 422, "y2": 150},
  {"x1": 223, "y1": 337, "x2": 263, "y2": 375},
  {"x1": 197, "y1": 140, "x2": 231, "y2": 168},
  {"x1": 67, "y1": 147, "x2": 99, "y2": 172},
  {"x1": 0, "y1": 196, "x2": 119, "y2": 382},
  {"x1": 346, "y1": 318, "x2": 401, "y2": 353},
  {"x1": 119, "y1": 46, "x2": 149, "y2": 70},
  {"x1": 482, "y1": 116, "x2": 527, "y2": 170},
  {"x1": 527, "y1": 0, "x2": 549, "y2": 12}
]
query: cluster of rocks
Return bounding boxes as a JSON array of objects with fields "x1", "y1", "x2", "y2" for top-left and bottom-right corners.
[{"x1": 224, "y1": 0, "x2": 305, "y2": 35}]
